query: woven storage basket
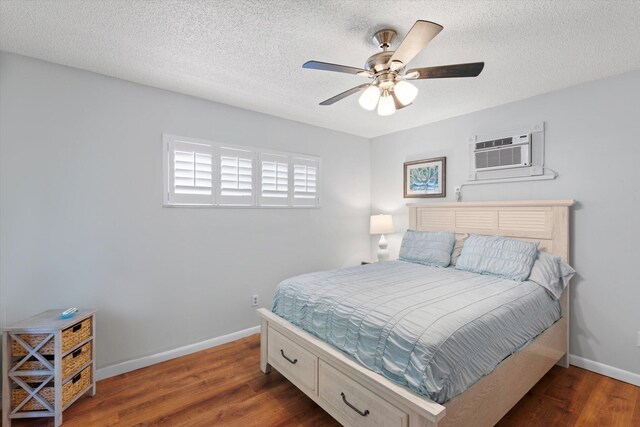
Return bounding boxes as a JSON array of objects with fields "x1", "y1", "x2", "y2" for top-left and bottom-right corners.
[
  {"x1": 14, "y1": 360, "x2": 53, "y2": 383},
  {"x1": 62, "y1": 318, "x2": 92, "y2": 353},
  {"x1": 62, "y1": 342, "x2": 92, "y2": 379},
  {"x1": 12, "y1": 334, "x2": 55, "y2": 356},
  {"x1": 11, "y1": 365, "x2": 91, "y2": 412},
  {"x1": 12, "y1": 386, "x2": 54, "y2": 411},
  {"x1": 62, "y1": 366, "x2": 91, "y2": 407}
]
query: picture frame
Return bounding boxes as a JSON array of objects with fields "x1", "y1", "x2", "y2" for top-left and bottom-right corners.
[{"x1": 403, "y1": 157, "x2": 446, "y2": 198}]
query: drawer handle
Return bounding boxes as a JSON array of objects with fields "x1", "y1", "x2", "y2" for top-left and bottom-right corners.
[
  {"x1": 72, "y1": 323, "x2": 82, "y2": 332},
  {"x1": 72, "y1": 373, "x2": 82, "y2": 384},
  {"x1": 72, "y1": 348, "x2": 82, "y2": 358},
  {"x1": 280, "y1": 349, "x2": 298, "y2": 364},
  {"x1": 341, "y1": 392, "x2": 370, "y2": 417}
]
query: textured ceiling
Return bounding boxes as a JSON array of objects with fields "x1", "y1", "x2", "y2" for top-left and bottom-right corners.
[{"x1": 1, "y1": 0, "x2": 639, "y2": 138}]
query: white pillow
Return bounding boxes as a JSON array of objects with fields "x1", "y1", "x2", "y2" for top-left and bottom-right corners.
[
  {"x1": 450, "y1": 233, "x2": 469, "y2": 266},
  {"x1": 528, "y1": 251, "x2": 576, "y2": 300}
]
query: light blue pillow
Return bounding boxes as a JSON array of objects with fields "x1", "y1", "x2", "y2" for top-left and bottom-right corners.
[
  {"x1": 528, "y1": 251, "x2": 575, "y2": 299},
  {"x1": 399, "y1": 230, "x2": 456, "y2": 268},
  {"x1": 455, "y1": 234, "x2": 538, "y2": 281}
]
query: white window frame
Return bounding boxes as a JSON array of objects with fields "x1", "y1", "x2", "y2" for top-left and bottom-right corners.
[
  {"x1": 164, "y1": 136, "x2": 215, "y2": 206},
  {"x1": 259, "y1": 152, "x2": 291, "y2": 207},
  {"x1": 218, "y1": 146, "x2": 256, "y2": 206},
  {"x1": 163, "y1": 134, "x2": 320, "y2": 208},
  {"x1": 292, "y1": 156, "x2": 319, "y2": 207}
]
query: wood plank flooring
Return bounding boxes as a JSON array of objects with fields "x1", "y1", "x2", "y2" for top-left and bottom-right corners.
[{"x1": 10, "y1": 334, "x2": 639, "y2": 426}]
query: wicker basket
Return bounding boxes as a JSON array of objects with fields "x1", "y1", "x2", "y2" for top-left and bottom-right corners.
[
  {"x1": 12, "y1": 334, "x2": 55, "y2": 356},
  {"x1": 12, "y1": 317, "x2": 92, "y2": 356},
  {"x1": 62, "y1": 366, "x2": 91, "y2": 407},
  {"x1": 62, "y1": 342, "x2": 92, "y2": 380},
  {"x1": 11, "y1": 386, "x2": 54, "y2": 411},
  {"x1": 62, "y1": 318, "x2": 92, "y2": 353},
  {"x1": 11, "y1": 365, "x2": 90, "y2": 412},
  {"x1": 14, "y1": 360, "x2": 53, "y2": 383}
]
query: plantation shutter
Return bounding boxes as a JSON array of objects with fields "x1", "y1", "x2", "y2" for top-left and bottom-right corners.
[
  {"x1": 168, "y1": 139, "x2": 214, "y2": 205},
  {"x1": 218, "y1": 146, "x2": 254, "y2": 205},
  {"x1": 259, "y1": 153, "x2": 289, "y2": 206},
  {"x1": 164, "y1": 134, "x2": 320, "y2": 208},
  {"x1": 292, "y1": 157, "x2": 319, "y2": 206}
]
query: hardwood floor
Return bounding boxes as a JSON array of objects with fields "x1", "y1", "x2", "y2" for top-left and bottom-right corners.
[{"x1": 10, "y1": 334, "x2": 639, "y2": 426}]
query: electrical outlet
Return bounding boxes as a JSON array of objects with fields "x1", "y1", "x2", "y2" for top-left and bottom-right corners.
[
  {"x1": 252, "y1": 295, "x2": 259, "y2": 306},
  {"x1": 454, "y1": 186, "x2": 462, "y2": 202}
]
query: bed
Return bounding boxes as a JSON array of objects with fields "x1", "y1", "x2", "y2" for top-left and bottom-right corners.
[{"x1": 257, "y1": 200, "x2": 573, "y2": 427}]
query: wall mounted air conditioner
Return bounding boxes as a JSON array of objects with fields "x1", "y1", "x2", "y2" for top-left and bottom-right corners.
[
  {"x1": 468, "y1": 122, "x2": 545, "y2": 181},
  {"x1": 473, "y1": 134, "x2": 531, "y2": 172}
]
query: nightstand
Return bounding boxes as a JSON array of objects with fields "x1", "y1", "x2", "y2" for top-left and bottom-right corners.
[{"x1": 2, "y1": 309, "x2": 96, "y2": 427}]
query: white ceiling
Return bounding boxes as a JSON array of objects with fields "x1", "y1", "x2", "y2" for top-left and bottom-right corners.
[{"x1": 1, "y1": 1, "x2": 639, "y2": 138}]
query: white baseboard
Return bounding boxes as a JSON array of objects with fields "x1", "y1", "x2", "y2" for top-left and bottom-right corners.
[
  {"x1": 569, "y1": 354, "x2": 640, "y2": 386},
  {"x1": 95, "y1": 325, "x2": 260, "y2": 381},
  {"x1": 94, "y1": 331, "x2": 639, "y2": 387}
]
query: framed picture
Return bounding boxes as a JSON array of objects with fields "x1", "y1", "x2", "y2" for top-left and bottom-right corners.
[{"x1": 403, "y1": 157, "x2": 446, "y2": 198}]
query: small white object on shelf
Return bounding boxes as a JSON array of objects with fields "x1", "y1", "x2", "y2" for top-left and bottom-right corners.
[
  {"x1": 370, "y1": 214, "x2": 394, "y2": 262},
  {"x1": 59, "y1": 308, "x2": 79, "y2": 319}
]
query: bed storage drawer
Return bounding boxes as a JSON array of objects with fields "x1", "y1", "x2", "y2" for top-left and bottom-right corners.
[
  {"x1": 318, "y1": 360, "x2": 408, "y2": 427},
  {"x1": 267, "y1": 327, "x2": 317, "y2": 394}
]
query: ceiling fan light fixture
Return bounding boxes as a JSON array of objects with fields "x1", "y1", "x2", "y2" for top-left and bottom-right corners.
[
  {"x1": 358, "y1": 85, "x2": 381, "y2": 111},
  {"x1": 394, "y1": 80, "x2": 419, "y2": 106},
  {"x1": 377, "y1": 90, "x2": 396, "y2": 116}
]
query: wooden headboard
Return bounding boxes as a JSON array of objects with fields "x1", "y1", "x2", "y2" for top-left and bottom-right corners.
[
  {"x1": 408, "y1": 199, "x2": 575, "y2": 339},
  {"x1": 408, "y1": 200, "x2": 574, "y2": 261}
]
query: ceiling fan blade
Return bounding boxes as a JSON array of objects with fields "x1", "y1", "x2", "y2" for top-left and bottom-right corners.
[
  {"x1": 303, "y1": 60, "x2": 372, "y2": 77},
  {"x1": 389, "y1": 20, "x2": 443, "y2": 69},
  {"x1": 405, "y1": 62, "x2": 485, "y2": 79},
  {"x1": 319, "y1": 84, "x2": 371, "y2": 106}
]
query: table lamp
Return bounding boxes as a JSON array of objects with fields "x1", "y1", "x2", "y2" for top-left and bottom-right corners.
[{"x1": 370, "y1": 214, "x2": 394, "y2": 261}]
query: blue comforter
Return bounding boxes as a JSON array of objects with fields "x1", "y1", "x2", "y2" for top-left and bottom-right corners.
[{"x1": 272, "y1": 261, "x2": 561, "y2": 403}]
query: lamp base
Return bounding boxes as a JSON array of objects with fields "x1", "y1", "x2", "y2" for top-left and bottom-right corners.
[{"x1": 377, "y1": 234, "x2": 390, "y2": 262}]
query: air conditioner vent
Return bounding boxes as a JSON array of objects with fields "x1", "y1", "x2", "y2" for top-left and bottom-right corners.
[
  {"x1": 475, "y1": 137, "x2": 514, "y2": 150},
  {"x1": 472, "y1": 134, "x2": 530, "y2": 172},
  {"x1": 513, "y1": 146, "x2": 521, "y2": 164},
  {"x1": 475, "y1": 151, "x2": 488, "y2": 169}
]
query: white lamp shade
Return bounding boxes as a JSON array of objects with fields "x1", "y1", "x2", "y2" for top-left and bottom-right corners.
[
  {"x1": 377, "y1": 92, "x2": 396, "y2": 116},
  {"x1": 394, "y1": 80, "x2": 418, "y2": 106},
  {"x1": 358, "y1": 86, "x2": 380, "y2": 111},
  {"x1": 370, "y1": 214, "x2": 394, "y2": 234}
]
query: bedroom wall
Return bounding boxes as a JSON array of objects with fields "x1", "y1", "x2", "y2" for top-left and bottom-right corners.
[
  {"x1": 369, "y1": 70, "x2": 640, "y2": 380},
  {"x1": 0, "y1": 52, "x2": 371, "y2": 374}
]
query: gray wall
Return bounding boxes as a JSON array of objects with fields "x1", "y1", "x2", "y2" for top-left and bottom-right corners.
[
  {"x1": 2, "y1": 50, "x2": 638, "y2": 381},
  {"x1": 370, "y1": 71, "x2": 640, "y2": 376},
  {"x1": 0, "y1": 52, "x2": 371, "y2": 369}
]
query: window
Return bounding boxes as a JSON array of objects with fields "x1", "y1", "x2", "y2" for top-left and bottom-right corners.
[
  {"x1": 260, "y1": 153, "x2": 289, "y2": 206},
  {"x1": 165, "y1": 138, "x2": 213, "y2": 205},
  {"x1": 219, "y1": 147, "x2": 254, "y2": 206},
  {"x1": 163, "y1": 134, "x2": 320, "y2": 208},
  {"x1": 293, "y1": 157, "x2": 318, "y2": 206}
]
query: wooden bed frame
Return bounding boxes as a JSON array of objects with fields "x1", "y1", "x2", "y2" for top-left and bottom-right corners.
[{"x1": 257, "y1": 200, "x2": 574, "y2": 427}]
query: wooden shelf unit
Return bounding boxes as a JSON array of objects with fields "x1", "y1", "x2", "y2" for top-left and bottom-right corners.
[{"x1": 2, "y1": 309, "x2": 96, "y2": 427}]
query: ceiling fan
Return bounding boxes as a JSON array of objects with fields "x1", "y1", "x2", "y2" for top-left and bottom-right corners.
[{"x1": 303, "y1": 20, "x2": 484, "y2": 116}]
